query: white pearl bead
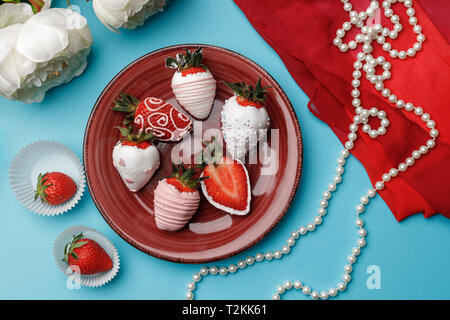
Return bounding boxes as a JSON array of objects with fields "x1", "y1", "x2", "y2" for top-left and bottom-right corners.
[
  {"x1": 356, "y1": 218, "x2": 364, "y2": 227},
  {"x1": 246, "y1": 256, "x2": 255, "y2": 265},
  {"x1": 362, "y1": 124, "x2": 370, "y2": 133},
  {"x1": 369, "y1": 130, "x2": 378, "y2": 139},
  {"x1": 228, "y1": 264, "x2": 238, "y2": 273},
  {"x1": 360, "y1": 195, "x2": 369, "y2": 204},
  {"x1": 419, "y1": 146, "x2": 428, "y2": 155},
  {"x1": 388, "y1": 94, "x2": 397, "y2": 103},
  {"x1": 265, "y1": 252, "x2": 273, "y2": 261},
  {"x1": 414, "y1": 107, "x2": 423, "y2": 115},
  {"x1": 282, "y1": 246, "x2": 291, "y2": 254},
  {"x1": 427, "y1": 139, "x2": 436, "y2": 149},
  {"x1": 219, "y1": 267, "x2": 228, "y2": 275},
  {"x1": 375, "y1": 181, "x2": 384, "y2": 190},
  {"x1": 200, "y1": 267, "x2": 209, "y2": 275},
  {"x1": 284, "y1": 281, "x2": 293, "y2": 290},
  {"x1": 413, "y1": 42, "x2": 422, "y2": 51},
  {"x1": 348, "y1": 255, "x2": 357, "y2": 264},
  {"x1": 343, "y1": 274, "x2": 352, "y2": 283},
  {"x1": 299, "y1": 226, "x2": 307, "y2": 235},
  {"x1": 337, "y1": 282, "x2": 347, "y2": 291},
  {"x1": 430, "y1": 129, "x2": 439, "y2": 138},
  {"x1": 407, "y1": 48, "x2": 416, "y2": 57},
  {"x1": 329, "y1": 288, "x2": 338, "y2": 296},
  {"x1": 427, "y1": 120, "x2": 435, "y2": 128},
  {"x1": 352, "y1": 247, "x2": 361, "y2": 256},
  {"x1": 412, "y1": 150, "x2": 421, "y2": 160},
  {"x1": 320, "y1": 291, "x2": 329, "y2": 300},
  {"x1": 382, "y1": 173, "x2": 391, "y2": 182},
  {"x1": 389, "y1": 168, "x2": 398, "y2": 177},
  {"x1": 311, "y1": 291, "x2": 320, "y2": 300},
  {"x1": 237, "y1": 261, "x2": 246, "y2": 269},
  {"x1": 210, "y1": 266, "x2": 219, "y2": 274},
  {"x1": 328, "y1": 183, "x2": 337, "y2": 191},
  {"x1": 318, "y1": 208, "x2": 327, "y2": 216},
  {"x1": 272, "y1": 293, "x2": 280, "y2": 300},
  {"x1": 294, "y1": 281, "x2": 303, "y2": 289},
  {"x1": 334, "y1": 175, "x2": 343, "y2": 183},
  {"x1": 405, "y1": 103, "x2": 414, "y2": 111},
  {"x1": 398, "y1": 163, "x2": 408, "y2": 172},
  {"x1": 382, "y1": 88, "x2": 391, "y2": 97},
  {"x1": 302, "y1": 286, "x2": 311, "y2": 295},
  {"x1": 358, "y1": 228, "x2": 367, "y2": 237},
  {"x1": 255, "y1": 253, "x2": 264, "y2": 262},
  {"x1": 286, "y1": 238, "x2": 295, "y2": 247},
  {"x1": 277, "y1": 285, "x2": 285, "y2": 294},
  {"x1": 274, "y1": 250, "x2": 282, "y2": 259},
  {"x1": 314, "y1": 216, "x2": 322, "y2": 225},
  {"x1": 421, "y1": 113, "x2": 430, "y2": 122},
  {"x1": 291, "y1": 231, "x2": 299, "y2": 239},
  {"x1": 336, "y1": 166, "x2": 345, "y2": 175},
  {"x1": 356, "y1": 205, "x2": 365, "y2": 213},
  {"x1": 417, "y1": 33, "x2": 426, "y2": 42},
  {"x1": 186, "y1": 292, "x2": 194, "y2": 300},
  {"x1": 307, "y1": 223, "x2": 316, "y2": 231},
  {"x1": 337, "y1": 157, "x2": 346, "y2": 165},
  {"x1": 358, "y1": 238, "x2": 366, "y2": 247},
  {"x1": 193, "y1": 273, "x2": 201, "y2": 282},
  {"x1": 409, "y1": 17, "x2": 417, "y2": 25},
  {"x1": 344, "y1": 265, "x2": 353, "y2": 273},
  {"x1": 320, "y1": 199, "x2": 328, "y2": 208},
  {"x1": 406, "y1": 157, "x2": 415, "y2": 166},
  {"x1": 367, "y1": 189, "x2": 376, "y2": 198},
  {"x1": 187, "y1": 282, "x2": 196, "y2": 291},
  {"x1": 341, "y1": 149, "x2": 350, "y2": 158}
]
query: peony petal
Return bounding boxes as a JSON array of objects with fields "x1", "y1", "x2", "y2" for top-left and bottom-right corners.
[
  {"x1": 0, "y1": 3, "x2": 33, "y2": 28},
  {"x1": 0, "y1": 24, "x2": 21, "y2": 63},
  {"x1": 93, "y1": 0, "x2": 128, "y2": 30},
  {"x1": 16, "y1": 9, "x2": 69, "y2": 63},
  {"x1": 0, "y1": 52, "x2": 21, "y2": 96}
]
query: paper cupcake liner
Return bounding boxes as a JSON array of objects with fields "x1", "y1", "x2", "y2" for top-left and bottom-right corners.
[
  {"x1": 9, "y1": 140, "x2": 86, "y2": 216},
  {"x1": 53, "y1": 226, "x2": 120, "y2": 288}
]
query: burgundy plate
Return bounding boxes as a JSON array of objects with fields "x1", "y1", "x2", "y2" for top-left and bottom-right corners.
[{"x1": 83, "y1": 44, "x2": 302, "y2": 263}]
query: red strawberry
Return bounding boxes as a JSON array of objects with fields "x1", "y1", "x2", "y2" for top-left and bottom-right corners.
[
  {"x1": 63, "y1": 233, "x2": 113, "y2": 275},
  {"x1": 34, "y1": 172, "x2": 77, "y2": 205},
  {"x1": 112, "y1": 93, "x2": 192, "y2": 142},
  {"x1": 200, "y1": 138, "x2": 251, "y2": 215}
]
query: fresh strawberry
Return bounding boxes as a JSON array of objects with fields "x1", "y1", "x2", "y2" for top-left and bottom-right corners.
[
  {"x1": 63, "y1": 233, "x2": 113, "y2": 275},
  {"x1": 113, "y1": 126, "x2": 160, "y2": 192},
  {"x1": 112, "y1": 94, "x2": 192, "y2": 142},
  {"x1": 166, "y1": 47, "x2": 217, "y2": 120},
  {"x1": 221, "y1": 78, "x2": 271, "y2": 159},
  {"x1": 34, "y1": 172, "x2": 77, "y2": 205},
  {"x1": 200, "y1": 138, "x2": 251, "y2": 215},
  {"x1": 154, "y1": 164, "x2": 206, "y2": 231}
]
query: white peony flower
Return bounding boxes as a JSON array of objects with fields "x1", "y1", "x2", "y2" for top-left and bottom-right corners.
[
  {"x1": 0, "y1": 2, "x2": 93, "y2": 103},
  {"x1": 92, "y1": 0, "x2": 167, "y2": 32}
]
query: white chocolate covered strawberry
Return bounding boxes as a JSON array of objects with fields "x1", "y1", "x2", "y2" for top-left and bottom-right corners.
[
  {"x1": 112, "y1": 126, "x2": 160, "y2": 192},
  {"x1": 154, "y1": 164, "x2": 205, "y2": 232},
  {"x1": 166, "y1": 48, "x2": 217, "y2": 120},
  {"x1": 221, "y1": 78, "x2": 271, "y2": 159}
]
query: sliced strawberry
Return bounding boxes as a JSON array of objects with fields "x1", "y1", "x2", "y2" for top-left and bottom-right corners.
[
  {"x1": 181, "y1": 66, "x2": 206, "y2": 77},
  {"x1": 201, "y1": 156, "x2": 250, "y2": 215}
]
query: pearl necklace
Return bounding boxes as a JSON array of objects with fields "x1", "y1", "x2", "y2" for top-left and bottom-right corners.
[{"x1": 185, "y1": 0, "x2": 437, "y2": 300}]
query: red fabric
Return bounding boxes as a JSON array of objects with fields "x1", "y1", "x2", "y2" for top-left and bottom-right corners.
[{"x1": 234, "y1": 0, "x2": 450, "y2": 221}]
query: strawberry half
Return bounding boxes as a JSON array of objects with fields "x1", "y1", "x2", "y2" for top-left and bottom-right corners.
[
  {"x1": 112, "y1": 93, "x2": 192, "y2": 142},
  {"x1": 34, "y1": 172, "x2": 77, "y2": 205},
  {"x1": 63, "y1": 233, "x2": 113, "y2": 275},
  {"x1": 200, "y1": 138, "x2": 251, "y2": 215}
]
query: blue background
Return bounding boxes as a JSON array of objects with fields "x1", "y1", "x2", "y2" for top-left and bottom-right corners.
[{"x1": 1, "y1": 0, "x2": 448, "y2": 300}]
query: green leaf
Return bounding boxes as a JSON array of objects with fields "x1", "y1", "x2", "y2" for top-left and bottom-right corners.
[{"x1": 70, "y1": 252, "x2": 79, "y2": 260}]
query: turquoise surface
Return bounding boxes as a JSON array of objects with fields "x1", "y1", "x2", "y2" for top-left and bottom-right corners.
[{"x1": 1, "y1": 0, "x2": 448, "y2": 300}]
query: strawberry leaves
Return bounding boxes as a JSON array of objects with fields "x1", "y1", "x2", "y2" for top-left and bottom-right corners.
[
  {"x1": 63, "y1": 233, "x2": 88, "y2": 264},
  {"x1": 166, "y1": 47, "x2": 207, "y2": 72},
  {"x1": 115, "y1": 125, "x2": 155, "y2": 144},
  {"x1": 224, "y1": 77, "x2": 271, "y2": 103},
  {"x1": 1, "y1": 0, "x2": 45, "y2": 13},
  {"x1": 34, "y1": 172, "x2": 51, "y2": 203}
]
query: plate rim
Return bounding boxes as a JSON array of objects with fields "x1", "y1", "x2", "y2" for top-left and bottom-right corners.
[{"x1": 83, "y1": 43, "x2": 303, "y2": 264}]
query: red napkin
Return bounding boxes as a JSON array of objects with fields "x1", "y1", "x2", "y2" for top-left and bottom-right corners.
[{"x1": 234, "y1": 0, "x2": 450, "y2": 221}]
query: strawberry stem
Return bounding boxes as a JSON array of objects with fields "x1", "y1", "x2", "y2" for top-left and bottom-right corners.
[{"x1": 63, "y1": 233, "x2": 88, "y2": 264}]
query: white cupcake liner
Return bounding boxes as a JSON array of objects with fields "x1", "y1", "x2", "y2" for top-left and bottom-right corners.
[
  {"x1": 9, "y1": 140, "x2": 86, "y2": 216},
  {"x1": 53, "y1": 226, "x2": 120, "y2": 288}
]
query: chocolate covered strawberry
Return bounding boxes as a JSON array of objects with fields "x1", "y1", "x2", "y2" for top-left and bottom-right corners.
[
  {"x1": 200, "y1": 138, "x2": 251, "y2": 215},
  {"x1": 166, "y1": 47, "x2": 217, "y2": 120},
  {"x1": 112, "y1": 126, "x2": 160, "y2": 192},
  {"x1": 154, "y1": 164, "x2": 206, "y2": 232},
  {"x1": 221, "y1": 78, "x2": 271, "y2": 159},
  {"x1": 63, "y1": 233, "x2": 113, "y2": 275},
  {"x1": 112, "y1": 93, "x2": 192, "y2": 142},
  {"x1": 34, "y1": 172, "x2": 77, "y2": 205}
]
